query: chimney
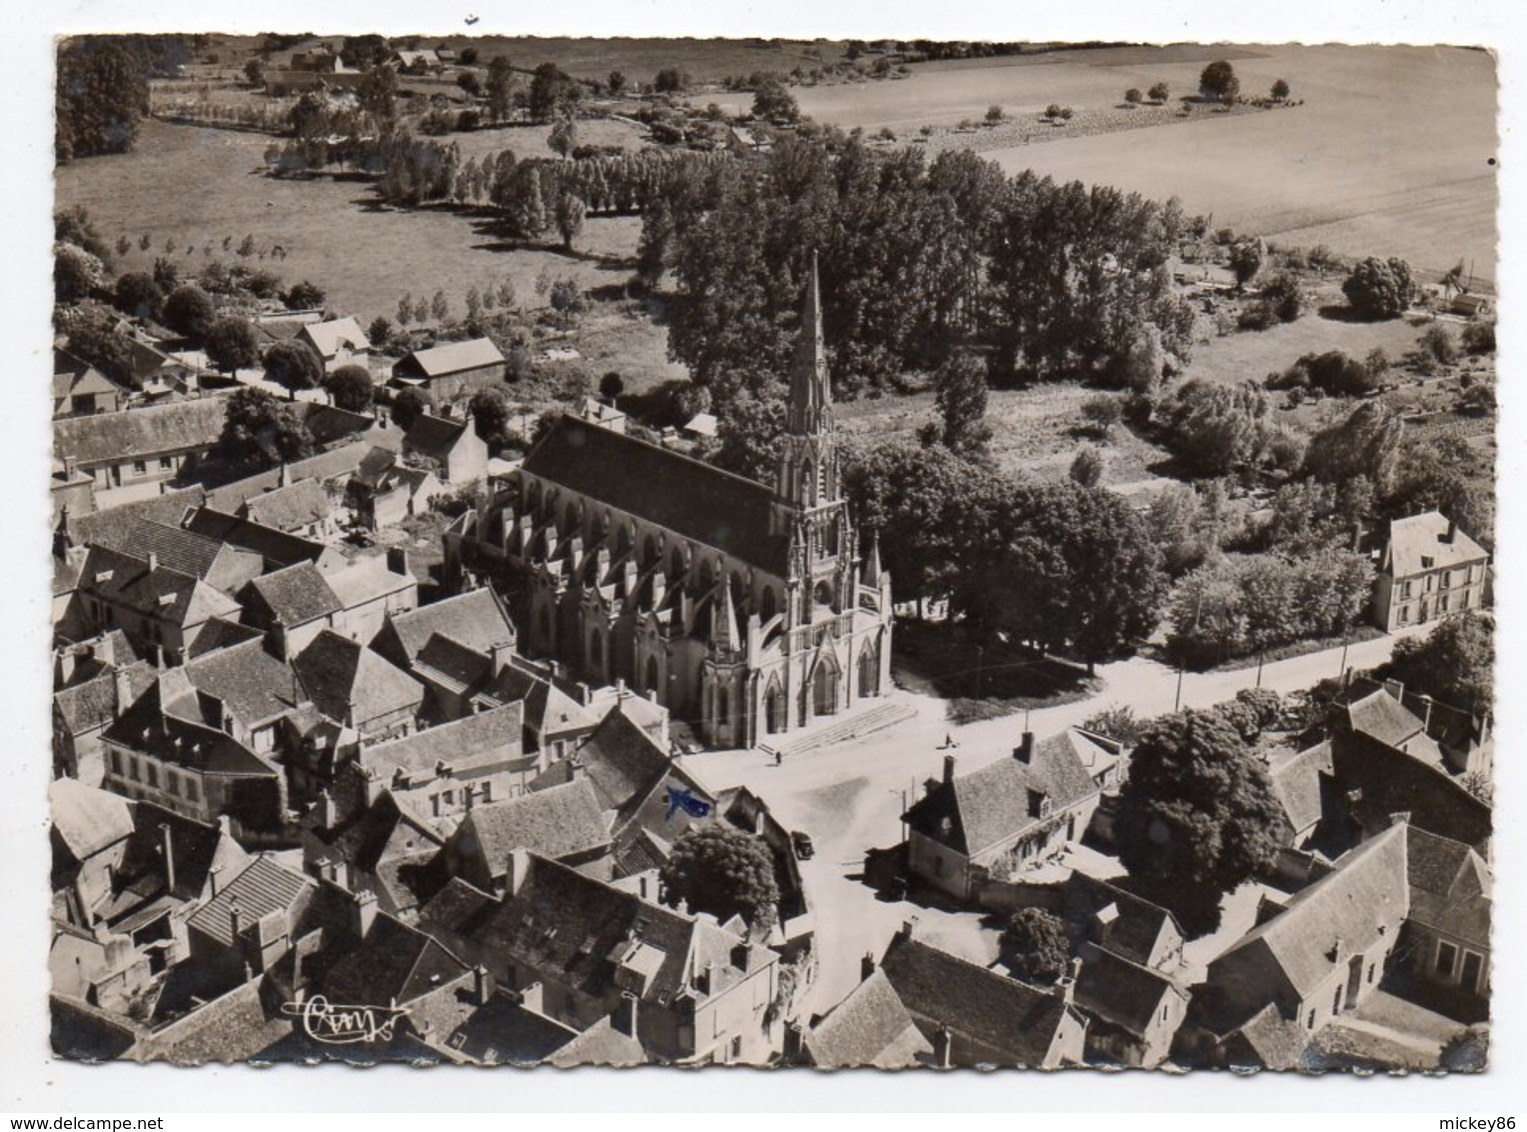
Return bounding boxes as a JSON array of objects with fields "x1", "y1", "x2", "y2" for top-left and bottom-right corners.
[
  {"x1": 861, "y1": 952, "x2": 877, "y2": 982},
  {"x1": 638, "y1": 873, "x2": 651, "y2": 902},
  {"x1": 386, "y1": 546, "x2": 408, "y2": 575},
  {"x1": 351, "y1": 889, "x2": 378, "y2": 938},
  {"x1": 317, "y1": 789, "x2": 336, "y2": 830},
  {"x1": 1054, "y1": 957, "x2": 1082, "y2": 1006},
  {"x1": 783, "y1": 1020, "x2": 806, "y2": 1063},
  {"x1": 489, "y1": 639, "x2": 513, "y2": 676},
  {"x1": 1444, "y1": 519, "x2": 1457, "y2": 544},
  {"x1": 943, "y1": 754, "x2": 956, "y2": 784},
  {"x1": 614, "y1": 990, "x2": 639, "y2": 1037},
  {"x1": 505, "y1": 847, "x2": 532, "y2": 897},
  {"x1": 474, "y1": 965, "x2": 495, "y2": 1006},
  {"x1": 1388, "y1": 811, "x2": 1411, "y2": 828},
  {"x1": 292, "y1": 940, "x2": 306, "y2": 1004},
  {"x1": 900, "y1": 917, "x2": 918, "y2": 941},
  {"x1": 93, "y1": 633, "x2": 116, "y2": 669},
  {"x1": 932, "y1": 1023, "x2": 953, "y2": 1069},
  {"x1": 146, "y1": 551, "x2": 158, "y2": 573},
  {"x1": 229, "y1": 901, "x2": 244, "y2": 944},
  {"x1": 114, "y1": 666, "x2": 135, "y2": 715},
  {"x1": 1419, "y1": 694, "x2": 1435, "y2": 731},
  {"x1": 209, "y1": 863, "x2": 224, "y2": 898},
  {"x1": 159, "y1": 822, "x2": 176, "y2": 894},
  {"x1": 520, "y1": 981, "x2": 544, "y2": 1014},
  {"x1": 1015, "y1": 731, "x2": 1035, "y2": 764}
]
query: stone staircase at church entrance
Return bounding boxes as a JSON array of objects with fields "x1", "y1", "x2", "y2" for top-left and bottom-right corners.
[{"x1": 761, "y1": 699, "x2": 918, "y2": 759}]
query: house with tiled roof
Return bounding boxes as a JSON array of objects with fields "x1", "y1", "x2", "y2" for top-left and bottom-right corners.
[
  {"x1": 293, "y1": 629, "x2": 424, "y2": 741},
  {"x1": 1197, "y1": 822, "x2": 1410, "y2": 1046},
  {"x1": 57, "y1": 486, "x2": 205, "y2": 559},
  {"x1": 392, "y1": 337, "x2": 505, "y2": 400},
  {"x1": 1062, "y1": 872, "x2": 1185, "y2": 973},
  {"x1": 303, "y1": 792, "x2": 446, "y2": 919},
  {"x1": 322, "y1": 550, "x2": 419, "y2": 645},
  {"x1": 903, "y1": 730, "x2": 1103, "y2": 900},
  {"x1": 442, "y1": 778, "x2": 612, "y2": 891},
  {"x1": 297, "y1": 316, "x2": 369, "y2": 372},
  {"x1": 417, "y1": 853, "x2": 780, "y2": 1065},
  {"x1": 1072, "y1": 948, "x2": 1190, "y2": 1067},
  {"x1": 54, "y1": 349, "x2": 126, "y2": 418},
  {"x1": 349, "y1": 446, "x2": 443, "y2": 530},
  {"x1": 182, "y1": 507, "x2": 342, "y2": 572},
  {"x1": 879, "y1": 923, "x2": 1087, "y2": 1068},
  {"x1": 447, "y1": 263, "x2": 894, "y2": 751},
  {"x1": 1266, "y1": 741, "x2": 1336, "y2": 849},
  {"x1": 1327, "y1": 729, "x2": 1491, "y2": 855},
  {"x1": 1398, "y1": 826, "x2": 1490, "y2": 1020},
  {"x1": 53, "y1": 397, "x2": 227, "y2": 509},
  {"x1": 53, "y1": 656, "x2": 157, "y2": 784},
  {"x1": 101, "y1": 677, "x2": 288, "y2": 834},
  {"x1": 204, "y1": 440, "x2": 380, "y2": 515},
  {"x1": 179, "y1": 637, "x2": 310, "y2": 753},
  {"x1": 51, "y1": 781, "x2": 252, "y2": 977},
  {"x1": 241, "y1": 562, "x2": 343, "y2": 658},
  {"x1": 1372, "y1": 511, "x2": 1489, "y2": 631},
  {"x1": 240, "y1": 478, "x2": 334, "y2": 537},
  {"x1": 346, "y1": 703, "x2": 536, "y2": 831},
  {"x1": 1335, "y1": 687, "x2": 1444, "y2": 765},
  {"x1": 72, "y1": 545, "x2": 243, "y2": 665},
  {"x1": 794, "y1": 963, "x2": 933, "y2": 1068},
  {"x1": 82, "y1": 518, "x2": 264, "y2": 596},
  {"x1": 401, "y1": 412, "x2": 489, "y2": 484},
  {"x1": 186, "y1": 854, "x2": 317, "y2": 975},
  {"x1": 374, "y1": 587, "x2": 517, "y2": 671}
]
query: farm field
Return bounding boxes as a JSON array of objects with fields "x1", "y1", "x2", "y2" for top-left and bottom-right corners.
[
  {"x1": 985, "y1": 45, "x2": 1496, "y2": 284},
  {"x1": 427, "y1": 36, "x2": 842, "y2": 86},
  {"x1": 55, "y1": 119, "x2": 682, "y2": 392},
  {"x1": 835, "y1": 383, "x2": 1173, "y2": 487},
  {"x1": 708, "y1": 44, "x2": 1494, "y2": 285}
]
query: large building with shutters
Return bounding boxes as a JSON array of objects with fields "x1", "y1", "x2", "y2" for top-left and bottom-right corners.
[{"x1": 443, "y1": 260, "x2": 894, "y2": 749}]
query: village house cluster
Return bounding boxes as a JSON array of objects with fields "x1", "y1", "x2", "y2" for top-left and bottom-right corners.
[{"x1": 49, "y1": 255, "x2": 1492, "y2": 1071}]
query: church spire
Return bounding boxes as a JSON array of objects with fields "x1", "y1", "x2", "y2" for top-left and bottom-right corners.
[
  {"x1": 862, "y1": 530, "x2": 882, "y2": 587},
  {"x1": 710, "y1": 582, "x2": 740, "y2": 652},
  {"x1": 787, "y1": 251, "x2": 832, "y2": 436}
]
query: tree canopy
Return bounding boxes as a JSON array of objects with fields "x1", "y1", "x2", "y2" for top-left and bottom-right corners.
[
  {"x1": 391, "y1": 386, "x2": 430, "y2": 431},
  {"x1": 56, "y1": 37, "x2": 152, "y2": 160},
  {"x1": 1342, "y1": 257, "x2": 1415, "y2": 320},
  {"x1": 203, "y1": 316, "x2": 259, "y2": 372},
  {"x1": 263, "y1": 339, "x2": 323, "y2": 392},
  {"x1": 162, "y1": 284, "x2": 216, "y2": 340},
  {"x1": 1198, "y1": 60, "x2": 1240, "y2": 102},
  {"x1": 216, "y1": 387, "x2": 315, "y2": 472},
  {"x1": 1002, "y1": 908, "x2": 1071, "y2": 986},
  {"x1": 1386, "y1": 613, "x2": 1493, "y2": 714},
  {"x1": 660, "y1": 824, "x2": 780, "y2": 928},
  {"x1": 326, "y1": 364, "x2": 374, "y2": 412},
  {"x1": 1114, "y1": 709, "x2": 1282, "y2": 935}
]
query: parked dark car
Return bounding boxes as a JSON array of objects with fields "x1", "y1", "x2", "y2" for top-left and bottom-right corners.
[{"x1": 790, "y1": 830, "x2": 814, "y2": 860}]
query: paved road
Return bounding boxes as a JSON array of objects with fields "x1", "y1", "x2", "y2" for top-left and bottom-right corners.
[{"x1": 684, "y1": 626, "x2": 1424, "y2": 1018}]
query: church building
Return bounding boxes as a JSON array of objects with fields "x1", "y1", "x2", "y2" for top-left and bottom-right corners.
[{"x1": 442, "y1": 259, "x2": 894, "y2": 749}]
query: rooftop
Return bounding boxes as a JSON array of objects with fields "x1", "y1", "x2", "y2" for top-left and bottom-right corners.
[
  {"x1": 245, "y1": 561, "x2": 342, "y2": 626},
  {"x1": 53, "y1": 397, "x2": 227, "y2": 465},
  {"x1": 450, "y1": 778, "x2": 611, "y2": 872},
  {"x1": 395, "y1": 337, "x2": 504, "y2": 378},
  {"x1": 294, "y1": 630, "x2": 425, "y2": 727},
  {"x1": 1385, "y1": 512, "x2": 1488, "y2": 577},
  {"x1": 804, "y1": 969, "x2": 932, "y2": 1068},
  {"x1": 522, "y1": 414, "x2": 789, "y2": 576}
]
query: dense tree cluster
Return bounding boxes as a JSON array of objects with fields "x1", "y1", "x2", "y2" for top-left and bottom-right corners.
[
  {"x1": 1115, "y1": 709, "x2": 1282, "y2": 935},
  {"x1": 842, "y1": 439, "x2": 1165, "y2": 670},
  {"x1": 55, "y1": 37, "x2": 159, "y2": 160},
  {"x1": 646, "y1": 136, "x2": 1195, "y2": 406},
  {"x1": 1158, "y1": 379, "x2": 1304, "y2": 479},
  {"x1": 1164, "y1": 548, "x2": 1374, "y2": 667},
  {"x1": 1342, "y1": 256, "x2": 1415, "y2": 320}
]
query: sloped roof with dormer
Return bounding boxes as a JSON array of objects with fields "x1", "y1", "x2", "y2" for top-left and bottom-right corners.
[
  {"x1": 1405, "y1": 826, "x2": 1491, "y2": 951},
  {"x1": 357, "y1": 703, "x2": 523, "y2": 781},
  {"x1": 242, "y1": 478, "x2": 331, "y2": 533},
  {"x1": 245, "y1": 561, "x2": 343, "y2": 627},
  {"x1": 522, "y1": 414, "x2": 790, "y2": 576},
  {"x1": 903, "y1": 732, "x2": 1101, "y2": 858},
  {"x1": 379, "y1": 589, "x2": 515, "y2": 665},
  {"x1": 298, "y1": 317, "x2": 368, "y2": 361},
  {"x1": 1383, "y1": 512, "x2": 1488, "y2": 578}
]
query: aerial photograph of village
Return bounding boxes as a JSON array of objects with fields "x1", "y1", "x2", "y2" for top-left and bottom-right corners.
[{"x1": 45, "y1": 31, "x2": 1495, "y2": 1075}]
